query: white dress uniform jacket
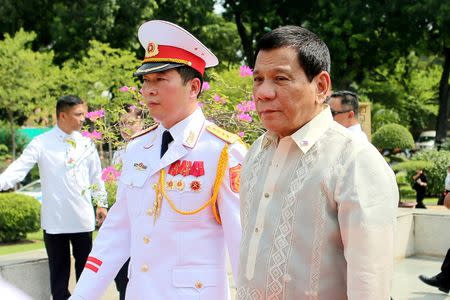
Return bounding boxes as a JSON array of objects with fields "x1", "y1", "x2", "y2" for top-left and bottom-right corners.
[
  {"x1": 237, "y1": 106, "x2": 398, "y2": 300},
  {"x1": 71, "y1": 108, "x2": 246, "y2": 300},
  {"x1": 0, "y1": 126, "x2": 107, "y2": 233}
]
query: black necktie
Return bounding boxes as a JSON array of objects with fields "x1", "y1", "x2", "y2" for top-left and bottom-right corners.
[{"x1": 160, "y1": 130, "x2": 173, "y2": 158}]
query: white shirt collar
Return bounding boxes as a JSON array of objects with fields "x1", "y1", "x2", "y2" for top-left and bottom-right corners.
[{"x1": 261, "y1": 105, "x2": 333, "y2": 153}]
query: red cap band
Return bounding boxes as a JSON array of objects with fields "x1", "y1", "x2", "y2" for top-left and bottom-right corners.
[{"x1": 142, "y1": 45, "x2": 206, "y2": 75}]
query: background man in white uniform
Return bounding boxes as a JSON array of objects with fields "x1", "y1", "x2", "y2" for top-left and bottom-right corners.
[
  {"x1": 70, "y1": 20, "x2": 246, "y2": 300},
  {"x1": 326, "y1": 90, "x2": 368, "y2": 140},
  {"x1": 237, "y1": 25, "x2": 398, "y2": 300},
  {"x1": 0, "y1": 95, "x2": 108, "y2": 300}
]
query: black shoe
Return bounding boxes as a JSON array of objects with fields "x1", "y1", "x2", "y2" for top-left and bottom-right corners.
[{"x1": 418, "y1": 275, "x2": 450, "y2": 293}]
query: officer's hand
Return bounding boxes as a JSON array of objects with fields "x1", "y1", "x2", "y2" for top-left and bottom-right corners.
[{"x1": 96, "y1": 207, "x2": 108, "y2": 226}]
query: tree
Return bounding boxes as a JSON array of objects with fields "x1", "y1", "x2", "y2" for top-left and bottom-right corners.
[
  {"x1": 153, "y1": 0, "x2": 242, "y2": 67},
  {"x1": 0, "y1": 0, "x2": 157, "y2": 63},
  {"x1": 0, "y1": 29, "x2": 59, "y2": 159},
  {"x1": 60, "y1": 40, "x2": 143, "y2": 160}
]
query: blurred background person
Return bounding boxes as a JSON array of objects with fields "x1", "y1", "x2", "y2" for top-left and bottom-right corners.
[
  {"x1": 326, "y1": 90, "x2": 368, "y2": 140},
  {"x1": 413, "y1": 169, "x2": 428, "y2": 209}
]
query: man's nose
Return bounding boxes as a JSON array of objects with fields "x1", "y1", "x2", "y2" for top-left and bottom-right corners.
[
  {"x1": 254, "y1": 81, "x2": 276, "y2": 101},
  {"x1": 142, "y1": 83, "x2": 157, "y2": 96}
]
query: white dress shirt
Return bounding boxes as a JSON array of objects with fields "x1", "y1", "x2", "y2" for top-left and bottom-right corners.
[
  {"x1": 0, "y1": 126, "x2": 107, "y2": 234},
  {"x1": 237, "y1": 106, "x2": 398, "y2": 300},
  {"x1": 445, "y1": 173, "x2": 450, "y2": 191},
  {"x1": 347, "y1": 123, "x2": 368, "y2": 140}
]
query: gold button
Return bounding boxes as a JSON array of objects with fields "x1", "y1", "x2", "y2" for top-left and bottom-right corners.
[
  {"x1": 264, "y1": 192, "x2": 270, "y2": 198},
  {"x1": 141, "y1": 264, "x2": 149, "y2": 272},
  {"x1": 146, "y1": 209, "x2": 154, "y2": 216},
  {"x1": 143, "y1": 236, "x2": 150, "y2": 244},
  {"x1": 195, "y1": 281, "x2": 203, "y2": 289},
  {"x1": 152, "y1": 183, "x2": 157, "y2": 189}
]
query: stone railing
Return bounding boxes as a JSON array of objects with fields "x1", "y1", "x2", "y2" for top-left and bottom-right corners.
[{"x1": 396, "y1": 208, "x2": 450, "y2": 259}]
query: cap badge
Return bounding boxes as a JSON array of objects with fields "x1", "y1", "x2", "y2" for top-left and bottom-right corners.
[{"x1": 145, "y1": 42, "x2": 159, "y2": 58}]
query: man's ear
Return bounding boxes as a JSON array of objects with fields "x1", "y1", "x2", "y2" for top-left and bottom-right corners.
[
  {"x1": 314, "y1": 71, "x2": 331, "y2": 104},
  {"x1": 189, "y1": 78, "x2": 201, "y2": 99},
  {"x1": 348, "y1": 110, "x2": 355, "y2": 119}
]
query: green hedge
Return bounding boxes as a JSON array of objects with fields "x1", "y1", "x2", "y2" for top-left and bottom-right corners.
[
  {"x1": 372, "y1": 124, "x2": 414, "y2": 150},
  {"x1": 407, "y1": 150, "x2": 450, "y2": 196},
  {"x1": 0, "y1": 193, "x2": 40, "y2": 242}
]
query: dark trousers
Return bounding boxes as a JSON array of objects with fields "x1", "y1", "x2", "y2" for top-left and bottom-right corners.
[
  {"x1": 415, "y1": 189, "x2": 426, "y2": 208},
  {"x1": 43, "y1": 231, "x2": 92, "y2": 300},
  {"x1": 437, "y1": 248, "x2": 450, "y2": 288},
  {"x1": 114, "y1": 258, "x2": 130, "y2": 300}
]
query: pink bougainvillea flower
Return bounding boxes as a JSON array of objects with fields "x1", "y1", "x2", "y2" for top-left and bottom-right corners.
[
  {"x1": 238, "y1": 132, "x2": 245, "y2": 137},
  {"x1": 82, "y1": 130, "x2": 102, "y2": 140},
  {"x1": 131, "y1": 86, "x2": 137, "y2": 91},
  {"x1": 213, "y1": 94, "x2": 226, "y2": 104},
  {"x1": 91, "y1": 130, "x2": 102, "y2": 140},
  {"x1": 119, "y1": 86, "x2": 129, "y2": 92},
  {"x1": 202, "y1": 81, "x2": 210, "y2": 91},
  {"x1": 139, "y1": 88, "x2": 143, "y2": 94},
  {"x1": 129, "y1": 105, "x2": 137, "y2": 111},
  {"x1": 197, "y1": 102, "x2": 205, "y2": 108},
  {"x1": 239, "y1": 65, "x2": 253, "y2": 77},
  {"x1": 237, "y1": 101, "x2": 256, "y2": 113},
  {"x1": 237, "y1": 113, "x2": 252, "y2": 122},
  {"x1": 101, "y1": 166, "x2": 121, "y2": 182},
  {"x1": 86, "y1": 109, "x2": 105, "y2": 121}
]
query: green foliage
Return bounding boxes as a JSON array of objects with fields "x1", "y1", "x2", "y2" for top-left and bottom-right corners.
[
  {"x1": 201, "y1": 67, "x2": 264, "y2": 144},
  {"x1": 410, "y1": 150, "x2": 450, "y2": 195},
  {"x1": 392, "y1": 160, "x2": 433, "y2": 174},
  {"x1": 105, "y1": 182, "x2": 118, "y2": 208},
  {"x1": 0, "y1": 124, "x2": 29, "y2": 154},
  {"x1": 396, "y1": 171, "x2": 416, "y2": 199},
  {"x1": 370, "y1": 103, "x2": 401, "y2": 133},
  {"x1": 0, "y1": 193, "x2": 40, "y2": 242},
  {"x1": 372, "y1": 124, "x2": 415, "y2": 150},
  {"x1": 359, "y1": 53, "x2": 440, "y2": 136}
]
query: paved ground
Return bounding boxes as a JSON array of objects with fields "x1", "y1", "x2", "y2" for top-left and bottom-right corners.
[{"x1": 2, "y1": 249, "x2": 450, "y2": 299}]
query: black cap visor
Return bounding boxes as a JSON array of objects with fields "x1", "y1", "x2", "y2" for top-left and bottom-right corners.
[{"x1": 133, "y1": 62, "x2": 185, "y2": 77}]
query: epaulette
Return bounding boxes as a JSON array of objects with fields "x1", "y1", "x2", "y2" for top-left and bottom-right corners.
[
  {"x1": 130, "y1": 124, "x2": 159, "y2": 140},
  {"x1": 206, "y1": 124, "x2": 242, "y2": 144}
]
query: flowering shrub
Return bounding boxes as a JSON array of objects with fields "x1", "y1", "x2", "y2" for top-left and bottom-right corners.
[
  {"x1": 101, "y1": 165, "x2": 121, "y2": 182},
  {"x1": 85, "y1": 65, "x2": 264, "y2": 167},
  {"x1": 200, "y1": 66, "x2": 264, "y2": 144}
]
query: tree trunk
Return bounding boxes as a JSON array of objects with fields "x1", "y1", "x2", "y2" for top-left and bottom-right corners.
[
  {"x1": 7, "y1": 109, "x2": 16, "y2": 160},
  {"x1": 227, "y1": 1, "x2": 254, "y2": 66},
  {"x1": 435, "y1": 47, "x2": 450, "y2": 148}
]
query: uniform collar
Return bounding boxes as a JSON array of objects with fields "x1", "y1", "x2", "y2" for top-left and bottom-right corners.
[
  {"x1": 261, "y1": 105, "x2": 333, "y2": 153},
  {"x1": 160, "y1": 108, "x2": 205, "y2": 149}
]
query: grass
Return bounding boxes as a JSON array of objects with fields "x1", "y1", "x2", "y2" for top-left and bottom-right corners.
[
  {"x1": 0, "y1": 230, "x2": 100, "y2": 256},
  {"x1": 401, "y1": 197, "x2": 439, "y2": 205},
  {"x1": 0, "y1": 230, "x2": 44, "y2": 256}
]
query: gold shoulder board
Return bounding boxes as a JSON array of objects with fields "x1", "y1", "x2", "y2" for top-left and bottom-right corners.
[
  {"x1": 206, "y1": 124, "x2": 241, "y2": 144},
  {"x1": 130, "y1": 124, "x2": 159, "y2": 140}
]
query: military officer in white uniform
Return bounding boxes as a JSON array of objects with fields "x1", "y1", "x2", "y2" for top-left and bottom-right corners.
[{"x1": 70, "y1": 20, "x2": 246, "y2": 300}]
